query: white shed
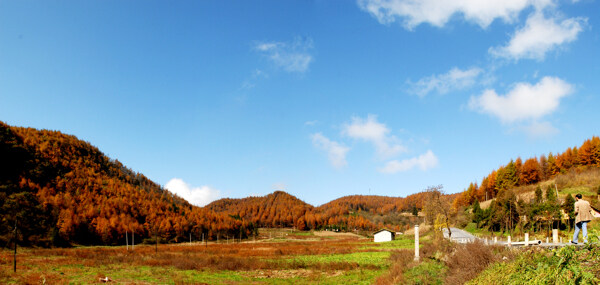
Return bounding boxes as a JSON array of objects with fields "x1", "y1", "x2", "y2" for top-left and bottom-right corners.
[{"x1": 373, "y1": 229, "x2": 395, "y2": 242}]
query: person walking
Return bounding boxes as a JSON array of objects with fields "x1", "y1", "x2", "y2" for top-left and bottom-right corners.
[{"x1": 572, "y1": 194, "x2": 593, "y2": 244}]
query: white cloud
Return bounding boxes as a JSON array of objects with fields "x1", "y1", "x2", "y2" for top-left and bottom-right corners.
[
  {"x1": 254, "y1": 37, "x2": 314, "y2": 73},
  {"x1": 357, "y1": 0, "x2": 554, "y2": 30},
  {"x1": 311, "y1": 133, "x2": 350, "y2": 168},
  {"x1": 468, "y1": 76, "x2": 573, "y2": 123},
  {"x1": 410, "y1": 67, "x2": 483, "y2": 97},
  {"x1": 490, "y1": 12, "x2": 585, "y2": 60},
  {"x1": 165, "y1": 178, "x2": 221, "y2": 207},
  {"x1": 379, "y1": 150, "x2": 439, "y2": 173},
  {"x1": 343, "y1": 115, "x2": 406, "y2": 158},
  {"x1": 304, "y1": 120, "x2": 318, "y2": 126}
]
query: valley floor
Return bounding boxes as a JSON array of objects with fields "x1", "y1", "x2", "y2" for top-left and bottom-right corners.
[{"x1": 0, "y1": 229, "x2": 411, "y2": 284}]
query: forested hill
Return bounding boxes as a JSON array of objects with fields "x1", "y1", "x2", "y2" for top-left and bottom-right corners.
[
  {"x1": 206, "y1": 191, "x2": 314, "y2": 228},
  {"x1": 206, "y1": 191, "x2": 453, "y2": 232},
  {"x1": 0, "y1": 121, "x2": 246, "y2": 247},
  {"x1": 1, "y1": 121, "x2": 440, "y2": 247},
  {"x1": 453, "y1": 136, "x2": 600, "y2": 208}
]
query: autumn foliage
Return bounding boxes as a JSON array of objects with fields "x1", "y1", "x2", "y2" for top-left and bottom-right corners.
[
  {"x1": 453, "y1": 136, "x2": 600, "y2": 208},
  {"x1": 0, "y1": 122, "x2": 249, "y2": 246},
  {"x1": 1, "y1": 122, "x2": 439, "y2": 247}
]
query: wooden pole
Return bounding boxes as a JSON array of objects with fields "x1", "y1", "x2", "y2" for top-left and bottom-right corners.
[
  {"x1": 13, "y1": 219, "x2": 17, "y2": 273},
  {"x1": 126, "y1": 230, "x2": 129, "y2": 250}
]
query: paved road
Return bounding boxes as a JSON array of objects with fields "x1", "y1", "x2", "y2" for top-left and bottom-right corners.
[
  {"x1": 442, "y1": 227, "x2": 478, "y2": 243},
  {"x1": 442, "y1": 228, "x2": 589, "y2": 248}
]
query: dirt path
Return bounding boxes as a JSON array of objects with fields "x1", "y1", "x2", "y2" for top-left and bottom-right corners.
[{"x1": 313, "y1": 231, "x2": 367, "y2": 238}]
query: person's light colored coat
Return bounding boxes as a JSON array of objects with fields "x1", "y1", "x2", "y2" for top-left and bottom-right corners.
[{"x1": 575, "y1": 199, "x2": 593, "y2": 224}]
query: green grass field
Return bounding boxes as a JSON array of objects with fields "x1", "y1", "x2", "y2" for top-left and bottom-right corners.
[
  {"x1": 0, "y1": 230, "x2": 414, "y2": 284},
  {"x1": 561, "y1": 186, "x2": 597, "y2": 197}
]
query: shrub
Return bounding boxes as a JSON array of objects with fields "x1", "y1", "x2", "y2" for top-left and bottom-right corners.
[
  {"x1": 374, "y1": 249, "x2": 413, "y2": 285},
  {"x1": 444, "y1": 241, "x2": 508, "y2": 285}
]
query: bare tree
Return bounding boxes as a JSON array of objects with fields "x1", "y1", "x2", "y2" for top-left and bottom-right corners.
[{"x1": 423, "y1": 185, "x2": 452, "y2": 238}]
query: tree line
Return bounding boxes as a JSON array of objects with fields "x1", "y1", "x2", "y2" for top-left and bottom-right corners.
[
  {"x1": 0, "y1": 122, "x2": 250, "y2": 247},
  {"x1": 454, "y1": 136, "x2": 600, "y2": 208},
  {"x1": 453, "y1": 136, "x2": 600, "y2": 235},
  {"x1": 1, "y1": 122, "x2": 438, "y2": 247}
]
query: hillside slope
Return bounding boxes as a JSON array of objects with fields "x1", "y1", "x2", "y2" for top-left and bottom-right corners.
[
  {"x1": 1, "y1": 121, "x2": 446, "y2": 247},
  {"x1": 0, "y1": 122, "x2": 245, "y2": 246},
  {"x1": 207, "y1": 191, "x2": 314, "y2": 228},
  {"x1": 454, "y1": 136, "x2": 600, "y2": 208}
]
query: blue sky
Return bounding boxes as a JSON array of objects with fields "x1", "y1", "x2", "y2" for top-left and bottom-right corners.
[{"x1": 1, "y1": 0, "x2": 599, "y2": 206}]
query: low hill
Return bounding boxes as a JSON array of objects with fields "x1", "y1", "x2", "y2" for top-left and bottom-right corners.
[
  {"x1": 1, "y1": 121, "x2": 443, "y2": 246},
  {"x1": 0, "y1": 121, "x2": 245, "y2": 247},
  {"x1": 454, "y1": 136, "x2": 600, "y2": 209},
  {"x1": 207, "y1": 191, "x2": 453, "y2": 232},
  {"x1": 453, "y1": 136, "x2": 600, "y2": 234},
  {"x1": 206, "y1": 191, "x2": 313, "y2": 228}
]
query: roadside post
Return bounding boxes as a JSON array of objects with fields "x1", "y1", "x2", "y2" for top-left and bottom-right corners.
[{"x1": 414, "y1": 225, "x2": 420, "y2": 261}]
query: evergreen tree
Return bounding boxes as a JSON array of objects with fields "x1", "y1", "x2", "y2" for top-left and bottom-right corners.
[
  {"x1": 534, "y1": 186, "x2": 544, "y2": 204},
  {"x1": 546, "y1": 185, "x2": 557, "y2": 203},
  {"x1": 472, "y1": 199, "x2": 484, "y2": 227},
  {"x1": 563, "y1": 194, "x2": 575, "y2": 230}
]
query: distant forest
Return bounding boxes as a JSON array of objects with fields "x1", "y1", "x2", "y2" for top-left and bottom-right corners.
[
  {"x1": 0, "y1": 122, "x2": 430, "y2": 247},
  {"x1": 3, "y1": 121, "x2": 597, "y2": 247}
]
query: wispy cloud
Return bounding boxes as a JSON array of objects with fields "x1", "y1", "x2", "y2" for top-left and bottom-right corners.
[
  {"x1": 312, "y1": 115, "x2": 438, "y2": 173},
  {"x1": 342, "y1": 115, "x2": 406, "y2": 158},
  {"x1": 304, "y1": 120, "x2": 318, "y2": 126},
  {"x1": 520, "y1": 121, "x2": 559, "y2": 138},
  {"x1": 271, "y1": 183, "x2": 288, "y2": 191},
  {"x1": 490, "y1": 12, "x2": 586, "y2": 61},
  {"x1": 379, "y1": 150, "x2": 439, "y2": 173},
  {"x1": 357, "y1": 0, "x2": 553, "y2": 30},
  {"x1": 409, "y1": 67, "x2": 483, "y2": 97},
  {"x1": 254, "y1": 37, "x2": 314, "y2": 73},
  {"x1": 311, "y1": 133, "x2": 350, "y2": 169},
  {"x1": 165, "y1": 178, "x2": 221, "y2": 207},
  {"x1": 468, "y1": 76, "x2": 573, "y2": 123},
  {"x1": 239, "y1": 69, "x2": 269, "y2": 91}
]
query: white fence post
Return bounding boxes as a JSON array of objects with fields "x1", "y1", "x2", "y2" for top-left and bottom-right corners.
[{"x1": 414, "y1": 225, "x2": 420, "y2": 261}]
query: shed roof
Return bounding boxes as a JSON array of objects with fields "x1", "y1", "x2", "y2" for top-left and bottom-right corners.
[{"x1": 373, "y1": 229, "x2": 394, "y2": 235}]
